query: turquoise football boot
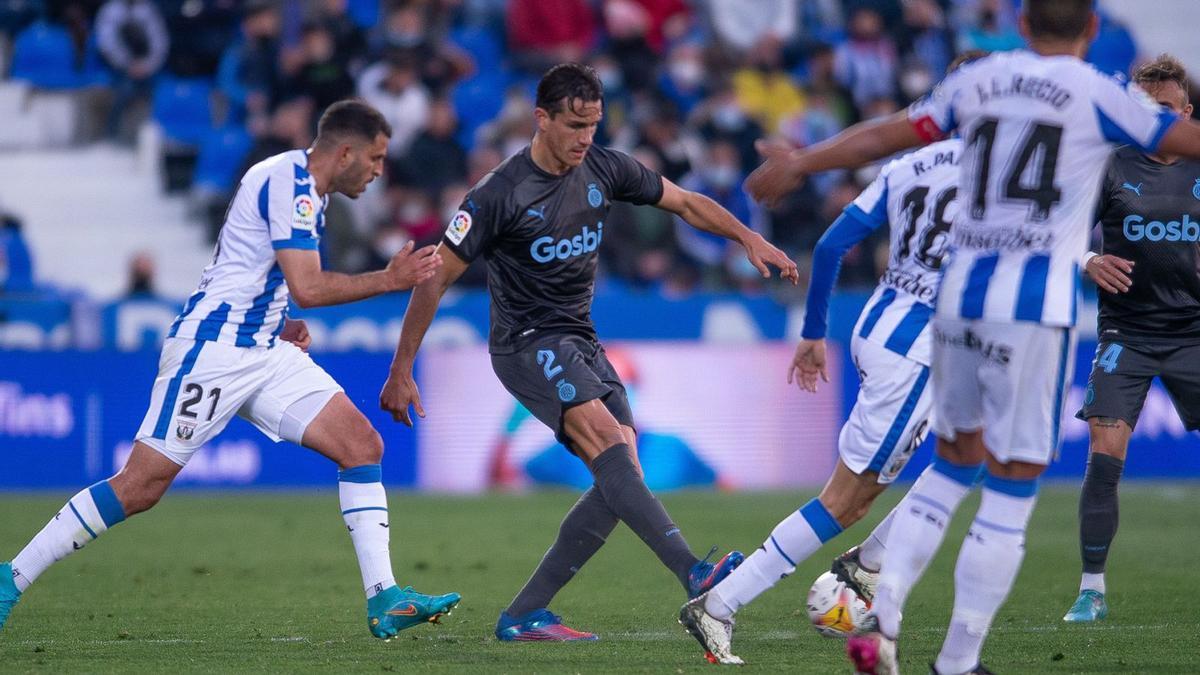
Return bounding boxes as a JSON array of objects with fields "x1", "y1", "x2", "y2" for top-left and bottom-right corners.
[
  {"x1": 1063, "y1": 589, "x2": 1108, "y2": 622},
  {"x1": 0, "y1": 562, "x2": 21, "y2": 631},
  {"x1": 366, "y1": 585, "x2": 461, "y2": 639}
]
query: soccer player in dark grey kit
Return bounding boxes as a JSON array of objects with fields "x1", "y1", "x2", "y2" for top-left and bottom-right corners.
[
  {"x1": 380, "y1": 63, "x2": 799, "y2": 640},
  {"x1": 1065, "y1": 54, "x2": 1200, "y2": 622}
]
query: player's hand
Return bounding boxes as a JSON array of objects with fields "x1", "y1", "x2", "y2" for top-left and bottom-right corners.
[
  {"x1": 279, "y1": 319, "x2": 311, "y2": 351},
  {"x1": 1085, "y1": 254, "x2": 1134, "y2": 294},
  {"x1": 741, "y1": 232, "x2": 800, "y2": 285},
  {"x1": 387, "y1": 241, "x2": 443, "y2": 291},
  {"x1": 745, "y1": 138, "x2": 804, "y2": 208},
  {"x1": 380, "y1": 368, "x2": 425, "y2": 427},
  {"x1": 787, "y1": 338, "x2": 829, "y2": 393}
]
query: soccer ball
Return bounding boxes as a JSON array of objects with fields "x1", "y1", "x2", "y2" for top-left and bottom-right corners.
[{"x1": 806, "y1": 571, "x2": 870, "y2": 638}]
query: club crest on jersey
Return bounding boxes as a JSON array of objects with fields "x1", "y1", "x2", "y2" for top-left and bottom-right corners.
[
  {"x1": 176, "y1": 419, "x2": 196, "y2": 441},
  {"x1": 556, "y1": 379, "x2": 577, "y2": 402},
  {"x1": 446, "y1": 210, "x2": 472, "y2": 245},
  {"x1": 1192, "y1": 178, "x2": 1200, "y2": 200},
  {"x1": 293, "y1": 195, "x2": 316, "y2": 230},
  {"x1": 587, "y1": 183, "x2": 603, "y2": 208}
]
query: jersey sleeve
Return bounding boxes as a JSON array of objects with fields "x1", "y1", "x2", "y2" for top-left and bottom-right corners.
[
  {"x1": 1092, "y1": 74, "x2": 1178, "y2": 153},
  {"x1": 801, "y1": 170, "x2": 890, "y2": 340},
  {"x1": 598, "y1": 147, "x2": 664, "y2": 205},
  {"x1": 266, "y1": 163, "x2": 320, "y2": 251},
  {"x1": 441, "y1": 180, "x2": 507, "y2": 262},
  {"x1": 907, "y1": 70, "x2": 965, "y2": 143}
]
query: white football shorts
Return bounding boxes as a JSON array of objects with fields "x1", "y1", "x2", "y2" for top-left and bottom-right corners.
[
  {"x1": 931, "y1": 317, "x2": 1076, "y2": 465},
  {"x1": 840, "y1": 336, "x2": 934, "y2": 484},
  {"x1": 134, "y1": 337, "x2": 342, "y2": 465}
]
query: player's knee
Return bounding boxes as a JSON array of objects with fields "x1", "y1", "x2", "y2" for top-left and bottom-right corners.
[{"x1": 341, "y1": 426, "x2": 384, "y2": 466}]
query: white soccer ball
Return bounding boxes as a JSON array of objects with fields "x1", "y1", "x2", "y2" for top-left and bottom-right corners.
[{"x1": 806, "y1": 571, "x2": 871, "y2": 638}]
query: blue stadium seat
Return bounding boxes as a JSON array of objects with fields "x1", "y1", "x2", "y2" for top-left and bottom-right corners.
[
  {"x1": 193, "y1": 125, "x2": 252, "y2": 192},
  {"x1": 347, "y1": 0, "x2": 379, "y2": 29},
  {"x1": 449, "y1": 26, "x2": 504, "y2": 66},
  {"x1": 152, "y1": 76, "x2": 214, "y2": 146},
  {"x1": 450, "y1": 71, "x2": 509, "y2": 149},
  {"x1": 9, "y1": 20, "x2": 81, "y2": 89},
  {"x1": 79, "y1": 33, "x2": 112, "y2": 87}
]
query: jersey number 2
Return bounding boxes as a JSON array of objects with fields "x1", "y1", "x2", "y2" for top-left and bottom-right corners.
[{"x1": 967, "y1": 118, "x2": 1063, "y2": 221}]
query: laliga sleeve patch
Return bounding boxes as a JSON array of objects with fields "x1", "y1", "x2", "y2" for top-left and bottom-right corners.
[
  {"x1": 292, "y1": 194, "x2": 317, "y2": 231},
  {"x1": 446, "y1": 210, "x2": 472, "y2": 245}
]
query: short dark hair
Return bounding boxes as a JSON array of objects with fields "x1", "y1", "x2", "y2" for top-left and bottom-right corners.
[
  {"x1": 1023, "y1": 0, "x2": 1093, "y2": 41},
  {"x1": 535, "y1": 63, "x2": 603, "y2": 117},
  {"x1": 948, "y1": 49, "x2": 988, "y2": 74},
  {"x1": 1134, "y1": 54, "x2": 1189, "y2": 98},
  {"x1": 316, "y1": 99, "x2": 392, "y2": 144}
]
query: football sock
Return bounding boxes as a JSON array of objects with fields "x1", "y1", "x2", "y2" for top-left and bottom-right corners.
[
  {"x1": 338, "y1": 464, "x2": 396, "y2": 599},
  {"x1": 505, "y1": 485, "x2": 618, "y2": 616},
  {"x1": 1080, "y1": 572, "x2": 1106, "y2": 594},
  {"x1": 1079, "y1": 452, "x2": 1122, "y2": 580},
  {"x1": 706, "y1": 499, "x2": 842, "y2": 620},
  {"x1": 858, "y1": 505, "x2": 898, "y2": 572},
  {"x1": 11, "y1": 481, "x2": 126, "y2": 592},
  {"x1": 589, "y1": 444, "x2": 699, "y2": 587},
  {"x1": 874, "y1": 456, "x2": 980, "y2": 638},
  {"x1": 935, "y1": 474, "x2": 1038, "y2": 675}
]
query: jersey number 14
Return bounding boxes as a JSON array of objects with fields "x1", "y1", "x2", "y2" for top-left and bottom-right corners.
[{"x1": 967, "y1": 117, "x2": 1064, "y2": 222}]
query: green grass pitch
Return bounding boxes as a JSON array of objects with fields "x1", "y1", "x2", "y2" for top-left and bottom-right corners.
[{"x1": 1, "y1": 484, "x2": 1197, "y2": 673}]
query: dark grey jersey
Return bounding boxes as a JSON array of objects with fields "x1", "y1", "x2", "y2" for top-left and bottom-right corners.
[
  {"x1": 443, "y1": 144, "x2": 663, "y2": 353},
  {"x1": 1095, "y1": 146, "x2": 1200, "y2": 342}
]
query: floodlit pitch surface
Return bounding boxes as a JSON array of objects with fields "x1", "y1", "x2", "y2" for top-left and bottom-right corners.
[{"x1": 0, "y1": 485, "x2": 1196, "y2": 673}]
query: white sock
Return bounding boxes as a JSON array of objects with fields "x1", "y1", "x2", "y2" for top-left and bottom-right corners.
[
  {"x1": 1080, "y1": 572, "x2": 1106, "y2": 594},
  {"x1": 339, "y1": 464, "x2": 396, "y2": 599},
  {"x1": 935, "y1": 478, "x2": 1038, "y2": 675},
  {"x1": 11, "y1": 481, "x2": 127, "y2": 592},
  {"x1": 874, "y1": 458, "x2": 979, "y2": 638},
  {"x1": 858, "y1": 506, "x2": 897, "y2": 572},
  {"x1": 706, "y1": 499, "x2": 843, "y2": 620}
]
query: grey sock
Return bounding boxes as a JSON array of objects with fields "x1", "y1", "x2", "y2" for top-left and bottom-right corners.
[
  {"x1": 590, "y1": 443, "x2": 699, "y2": 587},
  {"x1": 505, "y1": 486, "x2": 618, "y2": 617},
  {"x1": 1080, "y1": 453, "x2": 1123, "y2": 574}
]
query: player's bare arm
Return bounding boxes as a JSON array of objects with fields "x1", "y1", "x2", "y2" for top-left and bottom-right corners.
[
  {"x1": 746, "y1": 113, "x2": 924, "y2": 206},
  {"x1": 1153, "y1": 115, "x2": 1200, "y2": 159},
  {"x1": 275, "y1": 242, "x2": 441, "y2": 309},
  {"x1": 380, "y1": 245, "x2": 470, "y2": 426},
  {"x1": 656, "y1": 177, "x2": 799, "y2": 284}
]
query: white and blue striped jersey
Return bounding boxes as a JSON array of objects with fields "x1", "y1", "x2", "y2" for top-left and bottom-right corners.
[
  {"x1": 802, "y1": 139, "x2": 961, "y2": 366},
  {"x1": 169, "y1": 150, "x2": 326, "y2": 347},
  {"x1": 908, "y1": 50, "x2": 1177, "y2": 327}
]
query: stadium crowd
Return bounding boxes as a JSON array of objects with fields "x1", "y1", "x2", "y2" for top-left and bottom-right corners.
[{"x1": 0, "y1": 0, "x2": 1142, "y2": 297}]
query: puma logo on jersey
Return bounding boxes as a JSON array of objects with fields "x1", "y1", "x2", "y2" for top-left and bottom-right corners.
[
  {"x1": 1121, "y1": 182, "x2": 1143, "y2": 196},
  {"x1": 526, "y1": 205, "x2": 546, "y2": 221}
]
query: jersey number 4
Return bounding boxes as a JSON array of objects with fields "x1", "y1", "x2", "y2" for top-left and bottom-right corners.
[{"x1": 967, "y1": 118, "x2": 1064, "y2": 221}]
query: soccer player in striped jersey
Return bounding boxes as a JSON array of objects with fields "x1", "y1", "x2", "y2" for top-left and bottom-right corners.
[
  {"x1": 744, "y1": 1, "x2": 1200, "y2": 672},
  {"x1": 680, "y1": 136, "x2": 962, "y2": 666},
  {"x1": 0, "y1": 100, "x2": 460, "y2": 639}
]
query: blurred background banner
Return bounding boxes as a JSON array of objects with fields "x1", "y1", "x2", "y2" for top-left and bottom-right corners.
[
  {"x1": 416, "y1": 342, "x2": 842, "y2": 492},
  {"x1": 3, "y1": 332, "x2": 1198, "y2": 490}
]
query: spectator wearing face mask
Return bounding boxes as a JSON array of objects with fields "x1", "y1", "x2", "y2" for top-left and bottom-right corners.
[
  {"x1": 283, "y1": 21, "x2": 356, "y2": 116},
  {"x1": 217, "y1": 0, "x2": 283, "y2": 123},
  {"x1": 658, "y1": 41, "x2": 706, "y2": 116},
  {"x1": 357, "y1": 48, "x2": 431, "y2": 159},
  {"x1": 391, "y1": 97, "x2": 467, "y2": 195},
  {"x1": 672, "y1": 140, "x2": 762, "y2": 285},
  {"x1": 833, "y1": 7, "x2": 898, "y2": 110},
  {"x1": 95, "y1": 0, "x2": 169, "y2": 140}
]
